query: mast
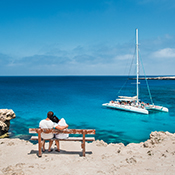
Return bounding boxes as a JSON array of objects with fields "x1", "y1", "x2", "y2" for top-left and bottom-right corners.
[{"x1": 136, "y1": 29, "x2": 139, "y2": 104}]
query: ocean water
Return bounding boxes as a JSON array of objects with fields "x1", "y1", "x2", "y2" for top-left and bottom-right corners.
[{"x1": 0, "y1": 76, "x2": 175, "y2": 145}]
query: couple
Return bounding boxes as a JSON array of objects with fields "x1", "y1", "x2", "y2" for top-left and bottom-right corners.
[{"x1": 39, "y1": 111, "x2": 68, "y2": 152}]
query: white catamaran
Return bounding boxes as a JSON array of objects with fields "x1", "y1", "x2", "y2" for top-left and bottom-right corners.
[{"x1": 102, "y1": 29, "x2": 169, "y2": 115}]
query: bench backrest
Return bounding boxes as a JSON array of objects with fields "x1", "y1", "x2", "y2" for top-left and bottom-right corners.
[{"x1": 29, "y1": 128, "x2": 95, "y2": 135}]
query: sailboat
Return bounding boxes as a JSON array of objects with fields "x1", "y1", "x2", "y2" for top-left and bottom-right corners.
[{"x1": 102, "y1": 29, "x2": 169, "y2": 115}]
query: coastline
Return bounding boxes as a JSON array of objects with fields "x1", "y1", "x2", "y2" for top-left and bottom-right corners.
[
  {"x1": 1, "y1": 131, "x2": 175, "y2": 174},
  {"x1": 130, "y1": 76, "x2": 175, "y2": 80}
]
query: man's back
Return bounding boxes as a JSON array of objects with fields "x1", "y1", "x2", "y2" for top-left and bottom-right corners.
[{"x1": 39, "y1": 119, "x2": 54, "y2": 139}]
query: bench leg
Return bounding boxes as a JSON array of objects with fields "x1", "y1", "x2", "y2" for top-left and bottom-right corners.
[
  {"x1": 38, "y1": 129, "x2": 42, "y2": 157},
  {"x1": 81, "y1": 142, "x2": 85, "y2": 157},
  {"x1": 82, "y1": 130, "x2": 86, "y2": 156}
]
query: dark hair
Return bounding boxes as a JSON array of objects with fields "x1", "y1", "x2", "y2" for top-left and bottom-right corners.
[
  {"x1": 47, "y1": 111, "x2": 54, "y2": 119},
  {"x1": 50, "y1": 115, "x2": 59, "y2": 123}
]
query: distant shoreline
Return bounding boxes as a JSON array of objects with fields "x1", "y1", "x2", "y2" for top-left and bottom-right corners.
[
  {"x1": 130, "y1": 76, "x2": 175, "y2": 80},
  {"x1": 0, "y1": 75, "x2": 174, "y2": 77}
]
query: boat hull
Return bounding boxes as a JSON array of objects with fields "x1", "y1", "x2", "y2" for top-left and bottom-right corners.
[
  {"x1": 102, "y1": 103, "x2": 149, "y2": 115},
  {"x1": 146, "y1": 105, "x2": 169, "y2": 112}
]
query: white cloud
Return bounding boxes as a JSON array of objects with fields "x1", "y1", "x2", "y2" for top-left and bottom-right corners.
[
  {"x1": 1, "y1": 37, "x2": 174, "y2": 75},
  {"x1": 152, "y1": 48, "x2": 175, "y2": 58}
]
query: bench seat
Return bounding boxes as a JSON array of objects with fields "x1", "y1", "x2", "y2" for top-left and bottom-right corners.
[{"x1": 30, "y1": 136, "x2": 95, "y2": 142}]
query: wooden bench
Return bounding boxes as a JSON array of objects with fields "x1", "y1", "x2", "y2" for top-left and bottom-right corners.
[{"x1": 29, "y1": 128, "x2": 96, "y2": 157}]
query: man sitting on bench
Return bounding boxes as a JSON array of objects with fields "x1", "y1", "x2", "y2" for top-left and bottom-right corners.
[{"x1": 39, "y1": 111, "x2": 68, "y2": 152}]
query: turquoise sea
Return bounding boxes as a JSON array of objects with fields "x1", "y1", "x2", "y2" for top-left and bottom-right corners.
[{"x1": 0, "y1": 76, "x2": 175, "y2": 145}]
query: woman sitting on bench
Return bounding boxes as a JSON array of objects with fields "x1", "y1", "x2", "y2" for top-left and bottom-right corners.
[
  {"x1": 51, "y1": 115, "x2": 69, "y2": 139},
  {"x1": 50, "y1": 115, "x2": 69, "y2": 151}
]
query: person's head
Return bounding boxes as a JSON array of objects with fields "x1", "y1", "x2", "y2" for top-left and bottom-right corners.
[
  {"x1": 47, "y1": 111, "x2": 54, "y2": 119},
  {"x1": 50, "y1": 115, "x2": 59, "y2": 123}
]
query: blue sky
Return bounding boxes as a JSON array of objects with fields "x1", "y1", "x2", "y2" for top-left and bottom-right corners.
[{"x1": 0, "y1": 0, "x2": 175, "y2": 76}]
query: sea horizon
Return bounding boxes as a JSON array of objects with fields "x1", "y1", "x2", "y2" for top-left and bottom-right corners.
[{"x1": 0, "y1": 75, "x2": 174, "y2": 77}]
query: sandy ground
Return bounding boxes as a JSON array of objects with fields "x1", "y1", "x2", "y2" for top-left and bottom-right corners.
[{"x1": 0, "y1": 131, "x2": 175, "y2": 175}]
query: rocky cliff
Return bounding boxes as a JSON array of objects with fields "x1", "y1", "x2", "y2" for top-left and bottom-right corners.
[{"x1": 0, "y1": 109, "x2": 16, "y2": 138}]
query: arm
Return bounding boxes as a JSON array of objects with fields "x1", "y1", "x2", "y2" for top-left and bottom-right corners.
[{"x1": 55, "y1": 124, "x2": 68, "y2": 130}]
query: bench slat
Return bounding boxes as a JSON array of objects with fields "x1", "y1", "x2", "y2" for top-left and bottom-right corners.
[
  {"x1": 29, "y1": 128, "x2": 95, "y2": 135},
  {"x1": 30, "y1": 136, "x2": 95, "y2": 141}
]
